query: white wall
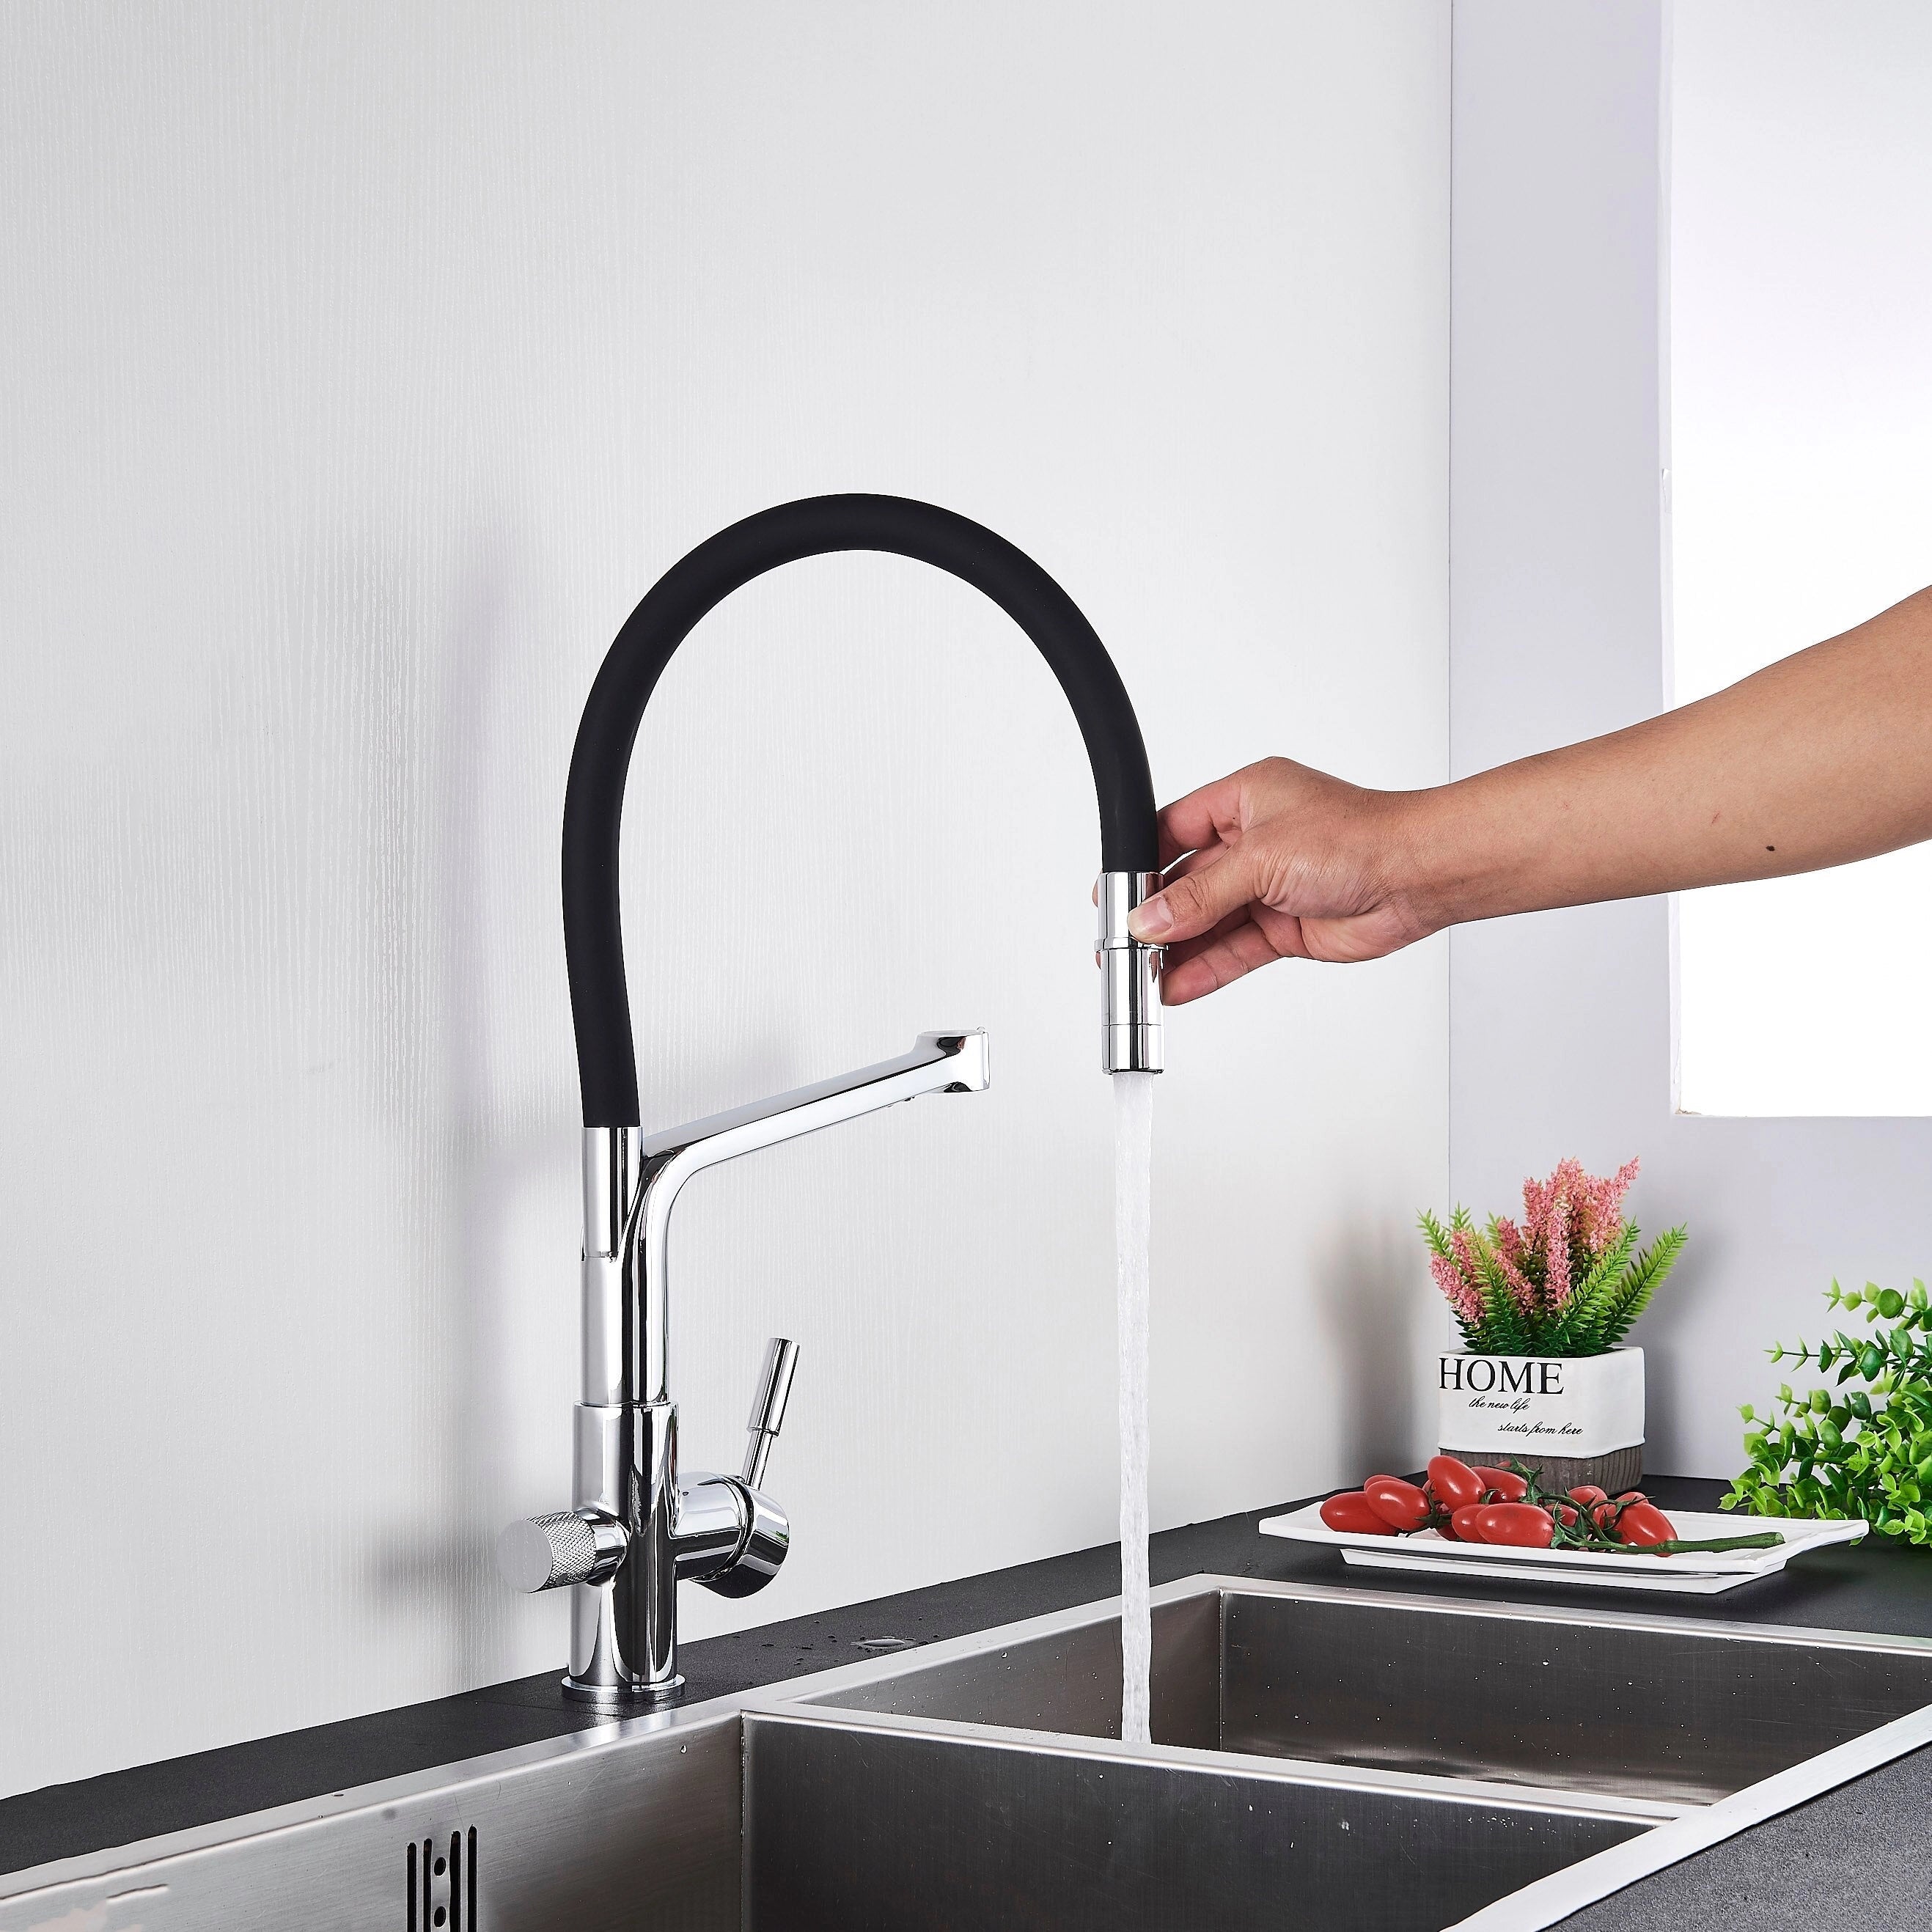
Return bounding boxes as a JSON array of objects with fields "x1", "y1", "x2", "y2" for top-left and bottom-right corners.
[
  {"x1": 1671, "y1": 0, "x2": 1932, "y2": 1117},
  {"x1": 0, "y1": 2, "x2": 1449, "y2": 1796},
  {"x1": 1449, "y1": 0, "x2": 1932, "y2": 1480}
]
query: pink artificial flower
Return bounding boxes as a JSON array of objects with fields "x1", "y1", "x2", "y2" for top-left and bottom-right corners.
[
  {"x1": 1544, "y1": 1187, "x2": 1572, "y2": 1308},
  {"x1": 1520, "y1": 1172, "x2": 1553, "y2": 1252},
  {"x1": 1574, "y1": 1156, "x2": 1640, "y2": 1256},
  {"x1": 1499, "y1": 1252, "x2": 1536, "y2": 1313},
  {"x1": 1488, "y1": 1216, "x2": 1537, "y2": 1309},
  {"x1": 1448, "y1": 1228, "x2": 1489, "y2": 1317},
  {"x1": 1428, "y1": 1155, "x2": 1645, "y2": 1333},
  {"x1": 1543, "y1": 1158, "x2": 1586, "y2": 1225},
  {"x1": 1492, "y1": 1217, "x2": 1527, "y2": 1268},
  {"x1": 1498, "y1": 1249, "x2": 1538, "y2": 1313},
  {"x1": 1430, "y1": 1251, "x2": 1483, "y2": 1326}
]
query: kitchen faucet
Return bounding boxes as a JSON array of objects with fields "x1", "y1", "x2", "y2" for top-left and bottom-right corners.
[{"x1": 499, "y1": 494, "x2": 1161, "y2": 1704}]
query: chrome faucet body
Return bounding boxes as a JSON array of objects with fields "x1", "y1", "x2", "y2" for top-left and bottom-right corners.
[
  {"x1": 501, "y1": 495, "x2": 1161, "y2": 1705},
  {"x1": 504, "y1": 1032, "x2": 991, "y2": 1701}
]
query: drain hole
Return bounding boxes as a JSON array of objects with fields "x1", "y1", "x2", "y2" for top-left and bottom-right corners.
[
  {"x1": 407, "y1": 1841, "x2": 416, "y2": 1931},
  {"x1": 468, "y1": 1825, "x2": 479, "y2": 1926}
]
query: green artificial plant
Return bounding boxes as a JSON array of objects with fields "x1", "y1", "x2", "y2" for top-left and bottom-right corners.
[{"x1": 1725, "y1": 1279, "x2": 1932, "y2": 1546}]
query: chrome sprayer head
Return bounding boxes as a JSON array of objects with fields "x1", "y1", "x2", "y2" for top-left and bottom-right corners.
[{"x1": 1098, "y1": 870, "x2": 1164, "y2": 1074}]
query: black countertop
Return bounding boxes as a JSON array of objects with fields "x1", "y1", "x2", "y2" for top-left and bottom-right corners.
[{"x1": 7, "y1": 1475, "x2": 1932, "y2": 1926}]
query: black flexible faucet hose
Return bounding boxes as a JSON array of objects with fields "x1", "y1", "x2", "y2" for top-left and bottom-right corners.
[{"x1": 562, "y1": 492, "x2": 1158, "y2": 1128}]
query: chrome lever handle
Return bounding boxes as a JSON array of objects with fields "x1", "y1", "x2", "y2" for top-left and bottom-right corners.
[{"x1": 741, "y1": 1337, "x2": 798, "y2": 1488}]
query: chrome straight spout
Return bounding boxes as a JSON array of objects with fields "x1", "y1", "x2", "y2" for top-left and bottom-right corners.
[
  {"x1": 501, "y1": 494, "x2": 1161, "y2": 1705},
  {"x1": 581, "y1": 1032, "x2": 993, "y2": 1414}
]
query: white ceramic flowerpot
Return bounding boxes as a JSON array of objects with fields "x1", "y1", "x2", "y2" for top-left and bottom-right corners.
[{"x1": 1437, "y1": 1345, "x2": 1645, "y2": 1493}]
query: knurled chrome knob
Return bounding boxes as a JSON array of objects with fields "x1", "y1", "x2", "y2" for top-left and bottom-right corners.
[{"x1": 496, "y1": 1508, "x2": 628, "y2": 1593}]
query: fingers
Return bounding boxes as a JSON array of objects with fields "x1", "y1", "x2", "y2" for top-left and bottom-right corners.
[
  {"x1": 1162, "y1": 841, "x2": 1224, "y2": 888},
  {"x1": 1160, "y1": 917, "x2": 1293, "y2": 1004},
  {"x1": 1160, "y1": 896, "x2": 1258, "y2": 971},
  {"x1": 1156, "y1": 773, "x2": 1249, "y2": 869},
  {"x1": 1128, "y1": 843, "x2": 1259, "y2": 944}
]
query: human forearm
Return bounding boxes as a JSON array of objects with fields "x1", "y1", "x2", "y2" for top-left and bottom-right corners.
[
  {"x1": 1397, "y1": 585, "x2": 1932, "y2": 933},
  {"x1": 1130, "y1": 585, "x2": 1932, "y2": 1004}
]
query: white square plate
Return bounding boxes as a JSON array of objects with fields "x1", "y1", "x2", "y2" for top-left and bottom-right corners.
[{"x1": 1259, "y1": 1501, "x2": 1868, "y2": 1595}]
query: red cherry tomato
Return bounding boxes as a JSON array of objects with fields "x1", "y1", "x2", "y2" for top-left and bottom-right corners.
[
  {"x1": 1568, "y1": 1485, "x2": 1608, "y2": 1508},
  {"x1": 1474, "y1": 1503, "x2": 1556, "y2": 1548},
  {"x1": 1427, "y1": 1455, "x2": 1487, "y2": 1513},
  {"x1": 1615, "y1": 1491, "x2": 1649, "y2": 1506},
  {"x1": 1474, "y1": 1465, "x2": 1529, "y2": 1502},
  {"x1": 1591, "y1": 1501, "x2": 1619, "y2": 1530},
  {"x1": 1552, "y1": 1502, "x2": 1579, "y2": 1528},
  {"x1": 1363, "y1": 1475, "x2": 1432, "y2": 1532},
  {"x1": 1615, "y1": 1501, "x2": 1678, "y2": 1548},
  {"x1": 1321, "y1": 1491, "x2": 1398, "y2": 1536},
  {"x1": 1450, "y1": 1504, "x2": 1489, "y2": 1543}
]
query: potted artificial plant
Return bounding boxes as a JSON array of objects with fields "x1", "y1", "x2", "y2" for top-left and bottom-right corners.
[{"x1": 1422, "y1": 1158, "x2": 1685, "y2": 1492}]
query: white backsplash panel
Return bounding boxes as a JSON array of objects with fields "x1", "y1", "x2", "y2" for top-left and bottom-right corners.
[{"x1": 0, "y1": 0, "x2": 1449, "y2": 1794}]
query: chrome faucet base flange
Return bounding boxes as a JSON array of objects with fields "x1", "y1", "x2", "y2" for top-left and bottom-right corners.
[{"x1": 559, "y1": 1671, "x2": 684, "y2": 1707}]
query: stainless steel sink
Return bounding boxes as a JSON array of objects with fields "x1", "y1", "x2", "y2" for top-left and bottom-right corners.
[{"x1": 7, "y1": 1577, "x2": 1932, "y2": 1931}]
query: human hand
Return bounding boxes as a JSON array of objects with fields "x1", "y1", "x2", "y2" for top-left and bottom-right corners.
[{"x1": 1127, "y1": 758, "x2": 1431, "y2": 1004}]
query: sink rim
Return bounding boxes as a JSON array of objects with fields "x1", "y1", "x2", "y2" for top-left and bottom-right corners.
[
  {"x1": 9, "y1": 1572, "x2": 1932, "y2": 1927},
  {"x1": 741, "y1": 1698, "x2": 1689, "y2": 1827},
  {"x1": 790, "y1": 1569, "x2": 1932, "y2": 1708}
]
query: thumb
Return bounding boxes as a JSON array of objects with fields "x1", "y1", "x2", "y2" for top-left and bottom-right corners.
[{"x1": 1128, "y1": 848, "x2": 1259, "y2": 943}]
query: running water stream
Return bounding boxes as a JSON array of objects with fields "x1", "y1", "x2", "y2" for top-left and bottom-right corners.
[{"x1": 1114, "y1": 1068, "x2": 1155, "y2": 1745}]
